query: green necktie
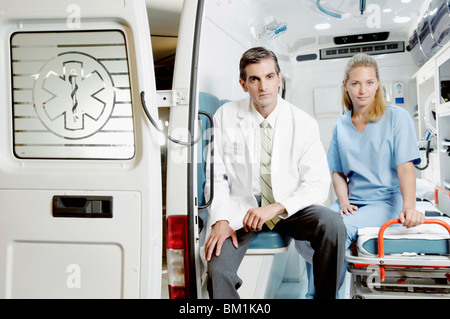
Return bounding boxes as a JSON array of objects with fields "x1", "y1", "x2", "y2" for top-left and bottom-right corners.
[{"x1": 260, "y1": 120, "x2": 281, "y2": 229}]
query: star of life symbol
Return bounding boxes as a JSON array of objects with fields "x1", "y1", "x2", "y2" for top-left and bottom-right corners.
[{"x1": 33, "y1": 52, "x2": 115, "y2": 139}]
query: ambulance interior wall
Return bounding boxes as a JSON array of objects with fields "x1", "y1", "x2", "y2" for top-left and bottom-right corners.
[{"x1": 196, "y1": 1, "x2": 420, "y2": 208}]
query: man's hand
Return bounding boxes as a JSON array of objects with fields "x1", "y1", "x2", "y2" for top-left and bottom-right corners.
[
  {"x1": 243, "y1": 202, "x2": 286, "y2": 232},
  {"x1": 399, "y1": 207, "x2": 425, "y2": 228},
  {"x1": 205, "y1": 220, "x2": 238, "y2": 261}
]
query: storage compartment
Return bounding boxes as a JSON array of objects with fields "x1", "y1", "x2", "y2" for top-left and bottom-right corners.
[
  {"x1": 408, "y1": 0, "x2": 450, "y2": 66},
  {"x1": 408, "y1": 29, "x2": 429, "y2": 67},
  {"x1": 418, "y1": 12, "x2": 441, "y2": 59},
  {"x1": 430, "y1": 0, "x2": 450, "y2": 46}
]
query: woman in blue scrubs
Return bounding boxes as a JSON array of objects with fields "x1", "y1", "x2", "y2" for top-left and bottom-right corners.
[
  {"x1": 299, "y1": 53, "x2": 425, "y2": 297},
  {"x1": 331, "y1": 53, "x2": 424, "y2": 241}
]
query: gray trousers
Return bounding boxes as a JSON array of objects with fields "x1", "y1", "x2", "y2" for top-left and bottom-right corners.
[{"x1": 207, "y1": 204, "x2": 346, "y2": 299}]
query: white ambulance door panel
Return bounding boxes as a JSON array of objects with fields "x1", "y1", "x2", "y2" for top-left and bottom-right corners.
[
  {"x1": 2, "y1": 191, "x2": 140, "y2": 298},
  {"x1": 0, "y1": 0, "x2": 162, "y2": 299}
]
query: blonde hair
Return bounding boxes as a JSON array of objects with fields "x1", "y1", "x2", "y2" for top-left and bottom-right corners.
[{"x1": 342, "y1": 53, "x2": 386, "y2": 122}]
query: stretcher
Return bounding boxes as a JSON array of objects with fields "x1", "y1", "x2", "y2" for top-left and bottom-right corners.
[{"x1": 345, "y1": 216, "x2": 450, "y2": 298}]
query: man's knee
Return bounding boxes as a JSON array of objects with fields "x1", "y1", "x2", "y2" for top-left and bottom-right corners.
[
  {"x1": 207, "y1": 253, "x2": 230, "y2": 278},
  {"x1": 310, "y1": 205, "x2": 346, "y2": 240},
  {"x1": 206, "y1": 236, "x2": 244, "y2": 277}
]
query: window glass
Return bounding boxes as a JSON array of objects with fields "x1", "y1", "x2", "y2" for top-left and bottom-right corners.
[{"x1": 11, "y1": 30, "x2": 135, "y2": 159}]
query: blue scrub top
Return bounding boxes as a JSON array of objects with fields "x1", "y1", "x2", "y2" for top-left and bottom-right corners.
[{"x1": 327, "y1": 105, "x2": 421, "y2": 206}]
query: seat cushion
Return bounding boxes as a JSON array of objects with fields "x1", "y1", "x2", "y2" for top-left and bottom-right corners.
[{"x1": 249, "y1": 231, "x2": 291, "y2": 250}]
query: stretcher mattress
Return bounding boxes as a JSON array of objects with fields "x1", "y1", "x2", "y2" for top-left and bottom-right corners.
[{"x1": 356, "y1": 217, "x2": 450, "y2": 256}]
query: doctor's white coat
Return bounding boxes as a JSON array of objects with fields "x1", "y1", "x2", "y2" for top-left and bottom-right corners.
[{"x1": 204, "y1": 96, "x2": 331, "y2": 233}]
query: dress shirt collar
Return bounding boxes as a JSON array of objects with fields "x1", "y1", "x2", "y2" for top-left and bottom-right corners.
[{"x1": 250, "y1": 99, "x2": 280, "y2": 129}]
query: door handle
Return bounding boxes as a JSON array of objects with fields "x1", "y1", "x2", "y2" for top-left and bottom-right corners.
[{"x1": 52, "y1": 195, "x2": 113, "y2": 218}]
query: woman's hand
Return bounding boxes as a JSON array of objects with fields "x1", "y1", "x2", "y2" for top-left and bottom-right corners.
[
  {"x1": 399, "y1": 207, "x2": 425, "y2": 228},
  {"x1": 339, "y1": 203, "x2": 359, "y2": 215},
  {"x1": 397, "y1": 162, "x2": 424, "y2": 228}
]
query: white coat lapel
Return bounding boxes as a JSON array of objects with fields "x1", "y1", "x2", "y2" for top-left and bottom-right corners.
[
  {"x1": 237, "y1": 100, "x2": 257, "y2": 167},
  {"x1": 271, "y1": 101, "x2": 292, "y2": 191}
]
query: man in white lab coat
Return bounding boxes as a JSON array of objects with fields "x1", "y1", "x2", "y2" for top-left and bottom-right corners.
[{"x1": 204, "y1": 47, "x2": 346, "y2": 299}]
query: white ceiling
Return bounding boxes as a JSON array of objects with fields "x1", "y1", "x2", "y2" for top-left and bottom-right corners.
[
  {"x1": 255, "y1": 0, "x2": 426, "y2": 35},
  {"x1": 248, "y1": 0, "x2": 429, "y2": 53},
  {"x1": 145, "y1": 0, "x2": 429, "y2": 59}
]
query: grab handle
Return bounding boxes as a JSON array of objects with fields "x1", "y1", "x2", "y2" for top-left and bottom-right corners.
[
  {"x1": 378, "y1": 218, "x2": 450, "y2": 282},
  {"x1": 198, "y1": 110, "x2": 214, "y2": 209}
]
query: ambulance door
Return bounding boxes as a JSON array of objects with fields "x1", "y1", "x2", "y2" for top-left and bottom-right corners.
[
  {"x1": 165, "y1": 0, "x2": 206, "y2": 299},
  {"x1": 0, "y1": 0, "x2": 162, "y2": 298},
  {"x1": 165, "y1": 0, "x2": 250, "y2": 299}
]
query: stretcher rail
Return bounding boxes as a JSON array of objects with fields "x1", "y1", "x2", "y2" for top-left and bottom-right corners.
[{"x1": 378, "y1": 218, "x2": 450, "y2": 282}]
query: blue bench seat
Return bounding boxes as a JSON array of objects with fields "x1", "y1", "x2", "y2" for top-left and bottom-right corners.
[{"x1": 249, "y1": 231, "x2": 292, "y2": 250}]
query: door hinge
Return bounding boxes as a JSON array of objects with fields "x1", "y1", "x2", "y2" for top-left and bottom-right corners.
[{"x1": 157, "y1": 89, "x2": 189, "y2": 107}]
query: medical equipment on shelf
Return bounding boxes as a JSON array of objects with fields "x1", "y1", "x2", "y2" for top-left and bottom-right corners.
[
  {"x1": 425, "y1": 93, "x2": 438, "y2": 135},
  {"x1": 345, "y1": 201, "x2": 450, "y2": 298},
  {"x1": 416, "y1": 92, "x2": 438, "y2": 171},
  {"x1": 257, "y1": 17, "x2": 288, "y2": 40},
  {"x1": 416, "y1": 130, "x2": 436, "y2": 171}
]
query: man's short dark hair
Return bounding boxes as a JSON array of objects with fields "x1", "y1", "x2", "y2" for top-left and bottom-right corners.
[{"x1": 239, "y1": 47, "x2": 281, "y2": 81}]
